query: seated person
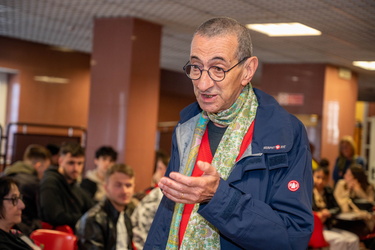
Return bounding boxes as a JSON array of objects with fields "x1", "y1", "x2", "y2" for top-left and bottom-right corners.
[
  {"x1": 0, "y1": 176, "x2": 40, "y2": 249},
  {"x1": 334, "y1": 164, "x2": 375, "y2": 239},
  {"x1": 313, "y1": 166, "x2": 359, "y2": 250},
  {"x1": 131, "y1": 150, "x2": 169, "y2": 249},
  {"x1": 4, "y1": 144, "x2": 51, "y2": 235},
  {"x1": 334, "y1": 164, "x2": 374, "y2": 213},
  {"x1": 134, "y1": 150, "x2": 169, "y2": 201},
  {"x1": 76, "y1": 163, "x2": 135, "y2": 249},
  {"x1": 81, "y1": 146, "x2": 117, "y2": 202},
  {"x1": 40, "y1": 142, "x2": 94, "y2": 230}
]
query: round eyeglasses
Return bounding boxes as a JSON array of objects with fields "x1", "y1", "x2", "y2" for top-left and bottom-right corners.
[
  {"x1": 3, "y1": 195, "x2": 23, "y2": 206},
  {"x1": 183, "y1": 57, "x2": 249, "y2": 82}
]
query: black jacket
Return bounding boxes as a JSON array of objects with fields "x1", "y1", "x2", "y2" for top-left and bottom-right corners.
[
  {"x1": 0, "y1": 229, "x2": 33, "y2": 250},
  {"x1": 76, "y1": 199, "x2": 133, "y2": 250},
  {"x1": 39, "y1": 166, "x2": 94, "y2": 229}
]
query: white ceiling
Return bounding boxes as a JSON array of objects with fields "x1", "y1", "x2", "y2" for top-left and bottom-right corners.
[{"x1": 0, "y1": 0, "x2": 374, "y2": 101}]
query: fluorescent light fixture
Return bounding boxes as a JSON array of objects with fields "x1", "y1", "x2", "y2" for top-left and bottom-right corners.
[
  {"x1": 246, "y1": 22, "x2": 321, "y2": 37},
  {"x1": 34, "y1": 76, "x2": 69, "y2": 84},
  {"x1": 353, "y1": 61, "x2": 375, "y2": 70}
]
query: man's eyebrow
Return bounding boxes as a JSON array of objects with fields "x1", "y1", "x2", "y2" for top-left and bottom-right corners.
[{"x1": 190, "y1": 55, "x2": 200, "y2": 61}]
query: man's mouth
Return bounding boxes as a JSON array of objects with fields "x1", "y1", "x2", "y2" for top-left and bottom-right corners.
[{"x1": 202, "y1": 93, "x2": 216, "y2": 98}]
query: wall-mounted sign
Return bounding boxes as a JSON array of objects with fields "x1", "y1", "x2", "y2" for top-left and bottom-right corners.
[{"x1": 277, "y1": 92, "x2": 304, "y2": 106}]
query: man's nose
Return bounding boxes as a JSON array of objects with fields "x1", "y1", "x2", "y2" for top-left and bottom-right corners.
[{"x1": 195, "y1": 70, "x2": 214, "y2": 91}]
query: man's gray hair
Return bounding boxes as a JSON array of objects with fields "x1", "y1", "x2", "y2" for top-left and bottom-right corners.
[{"x1": 194, "y1": 17, "x2": 253, "y2": 60}]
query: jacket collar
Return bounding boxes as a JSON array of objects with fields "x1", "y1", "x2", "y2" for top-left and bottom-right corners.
[
  {"x1": 103, "y1": 198, "x2": 121, "y2": 222},
  {"x1": 178, "y1": 88, "x2": 295, "y2": 157}
]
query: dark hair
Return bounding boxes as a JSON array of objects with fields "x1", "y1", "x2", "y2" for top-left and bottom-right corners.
[
  {"x1": 314, "y1": 166, "x2": 329, "y2": 177},
  {"x1": 195, "y1": 17, "x2": 253, "y2": 61},
  {"x1": 23, "y1": 144, "x2": 51, "y2": 164},
  {"x1": 46, "y1": 144, "x2": 60, "y2": 156},
  {"x1": 59, "y1": 142, "x2": 85, "y2": 157},
  {"x1": 105, "y1": 163, "x2": 134, "y2": 180},
  {"x1": 0, "y1": 177, "x2": 19, "y2": 219},
  {"x1": 154, "y1": 150, "x2": 170, "y2": 173},
  {"x1": 349, "y1": 164, "x2": 370, "y2": 191},
  {"x1": 319, "y1": 158, "x2": 330, "y2": 168},
  {"x1": 95, "y1": 146, "x2": 118, "y2": 161}
]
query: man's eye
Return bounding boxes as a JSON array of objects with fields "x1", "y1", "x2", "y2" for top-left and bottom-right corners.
[{"x1": 211, "y1": 66, "x2": 223, "y2": 73}]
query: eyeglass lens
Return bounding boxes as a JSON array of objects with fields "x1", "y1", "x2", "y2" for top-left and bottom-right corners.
[
  {"x1": 184, "y1": 65, "x2": 225, "y2": 81},
  {"x1": 3, "y1": 195, "x2": 23, "y2": 206}
]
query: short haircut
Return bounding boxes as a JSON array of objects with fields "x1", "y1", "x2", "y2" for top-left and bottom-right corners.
[
  {"x1": 95, "y1": 146, "x2": 118, "y2": 161},
  {"x1": 194, "y1": 17, "x2": 253, "y2": 61},
  {"x1": 0, "y1": 176, "x2": 19, "y2": 219},
  {"x1": 23, "y1": 144, "x2": 51, "y2": 164},
  {"x1": 59, "y1": 142, "x2": 85, "y2": 157},
  {"x1": 105, "y1": 163, "x2": 134, "y2": 181}
]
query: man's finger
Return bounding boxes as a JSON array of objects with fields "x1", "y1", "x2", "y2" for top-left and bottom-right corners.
[{"x1": 197, "y1": 161, "x2": 216, "y2": 175}]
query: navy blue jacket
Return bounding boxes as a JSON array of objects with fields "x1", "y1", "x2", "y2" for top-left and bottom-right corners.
[{"x1": 145, "y1": 88, "x2": 313, "y2": 249}]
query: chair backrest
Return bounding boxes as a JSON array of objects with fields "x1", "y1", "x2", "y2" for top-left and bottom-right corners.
[
  {"x1": 41, "y1": 222, "x2": 74, "y2": 234},
  {"x1": 30, "y1": 229, "x2": 77, "y2": 250},
  {"x1": 308, "y1": 212, "x2": 330, "y2": 248}
]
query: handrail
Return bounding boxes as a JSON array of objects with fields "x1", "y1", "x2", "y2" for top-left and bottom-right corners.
[{"x1": 2, "y1": 122, "x2": 87, "y2": 171}]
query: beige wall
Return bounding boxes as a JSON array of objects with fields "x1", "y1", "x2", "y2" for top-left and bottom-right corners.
[
  {"x1": 0, "y1": 36, "x2": 91, "y2": 127},
  {"x1": 321, "y1": 66, "x2": 358, "y2": 183}
]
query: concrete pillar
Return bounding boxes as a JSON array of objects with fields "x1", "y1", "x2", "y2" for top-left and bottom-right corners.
[{"x1": 87, "y1": 17, "x2": 162, "y2": 191}]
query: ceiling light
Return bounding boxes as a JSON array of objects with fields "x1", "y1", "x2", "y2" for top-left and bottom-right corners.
[
  {"x1": 353, "y1": 61, "x2": 375, "y2": 71},
  {"x1": 246, "y1": 22, "x2": 321, "y2": 37},
  {"x1": 34, "y1": 76, "x2": 69, "y2": 84}
]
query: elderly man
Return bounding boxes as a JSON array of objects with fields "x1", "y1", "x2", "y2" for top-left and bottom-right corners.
[{"x1": 145, "y1": 17, "x2": 313, "y2": 249}]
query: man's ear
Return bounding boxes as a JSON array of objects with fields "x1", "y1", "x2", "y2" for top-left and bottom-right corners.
[
  {"x1": 33, "y1": 161, "x2": 41, "y2": 171},
  {"x1": 241, "y1": 56, "x2": 258, "y2": 86}
]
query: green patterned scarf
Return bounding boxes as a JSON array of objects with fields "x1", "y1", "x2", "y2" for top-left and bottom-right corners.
[{"x1": 166, "y1": 84, "x2": 258, "y2": 249}]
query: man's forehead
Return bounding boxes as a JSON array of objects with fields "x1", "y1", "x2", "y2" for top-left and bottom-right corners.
[
  {"x1": 63, "y1": 153, "x2": 85, "y2": 161},
  {"x1": 108, "y1": 172, "x2": 134, "y2": 182},
  {"x1": 190, "y1": 34, "x2": 238, "y2": 60}
]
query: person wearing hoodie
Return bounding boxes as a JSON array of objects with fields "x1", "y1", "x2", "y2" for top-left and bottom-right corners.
[{"x1": 4, "y1": 144, "x2": 51, "y2": 236}]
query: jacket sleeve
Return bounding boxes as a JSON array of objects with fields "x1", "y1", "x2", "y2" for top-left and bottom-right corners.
[
  {"x1": 76, "y1": 215, "x2": 105, "y2": 250},
  {"x1": 198, "y1": 125, "x2": 313, "y2": 249}
]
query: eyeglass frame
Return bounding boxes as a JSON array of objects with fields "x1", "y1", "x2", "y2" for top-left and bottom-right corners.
[
  {"x1": 182, "y1": 57, "x2": 249, "y2": 82},
  {"x1": 2, "y1": 195, "x2": 23, "y2": 206}
]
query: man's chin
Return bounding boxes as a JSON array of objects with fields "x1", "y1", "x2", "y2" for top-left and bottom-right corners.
[
  {"x1": 199, "y1": 104, "x2": 218, "y2": 113},
  {"x1": 65, "y1": 174, "x2": 79, "y2": 182}
]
